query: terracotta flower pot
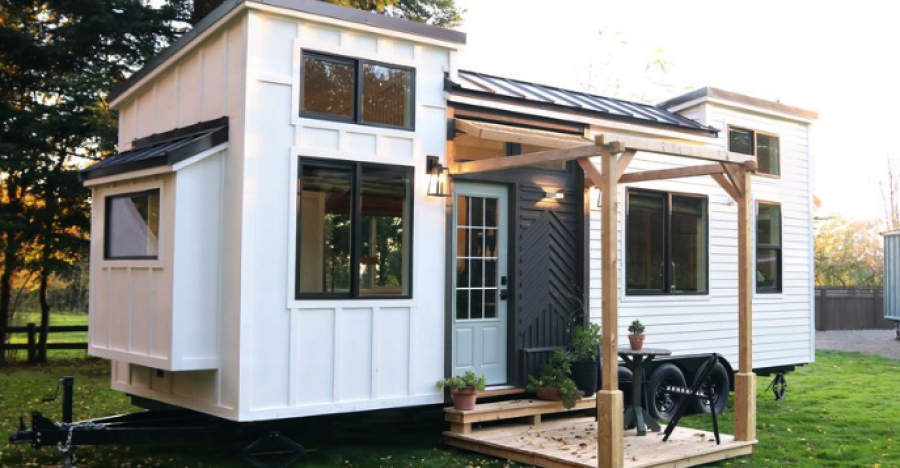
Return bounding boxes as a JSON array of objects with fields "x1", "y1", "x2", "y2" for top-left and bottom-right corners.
[
  {"x1": 629, "y1": 334, "x2": 645, "y2": 350},
  {"x1": 451, "y1": 387, "x2": 478, "y2": 410},
  {"x1": 534, "y1": 388, "x2": 561, "y2": 401}
]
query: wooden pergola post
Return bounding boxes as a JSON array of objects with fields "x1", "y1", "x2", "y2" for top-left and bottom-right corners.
[
  {"x1": 734, "y1": 163, "x2": 757, "y2": 441},
  {"x1": 596, "y1": 141, "x2": 624, "y2": 468}
]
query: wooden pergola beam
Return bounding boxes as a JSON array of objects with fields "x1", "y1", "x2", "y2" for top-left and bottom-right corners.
[
  {"x1": 595, "y1": 133, "x2": 756, "y2": 164},
  {"x1": 449, "y1": 144, "x2": 603, "y2": 175},
  {"x1": 617, "y1": 163, "x2": 725, "y2": 184}
]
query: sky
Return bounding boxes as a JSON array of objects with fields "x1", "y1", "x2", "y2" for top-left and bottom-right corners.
[{"x1": 453, "y1": 0, "x2": 900, "y2": 222}]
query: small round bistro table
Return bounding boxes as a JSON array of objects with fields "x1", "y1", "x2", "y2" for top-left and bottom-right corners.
[{"x1": 617, "y1": 347, "x2": 672, "y2": 436}]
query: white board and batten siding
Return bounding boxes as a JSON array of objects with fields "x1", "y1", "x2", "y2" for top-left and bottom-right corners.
[
  {"x1": 238, "y1": 10, "x2": 457, "y2": 421},
  {"x1": 588, "y1": 99, "x2": 815, "y2": 372},
  {"x1": 90, "y1": 16, "x2": 249, "y2": 420}
]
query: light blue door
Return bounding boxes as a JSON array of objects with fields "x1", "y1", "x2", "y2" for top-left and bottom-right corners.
[{"x1": 451, "y1": 182, "x2": 508, "y2": 385}]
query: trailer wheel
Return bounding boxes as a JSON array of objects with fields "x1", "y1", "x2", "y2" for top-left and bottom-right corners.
[
  {"x1": 646, "y1": 364, "x2": 686, "y2": 420},
  {"x1": 692, "y1": 363, "x2": 729, "y2": 414}
]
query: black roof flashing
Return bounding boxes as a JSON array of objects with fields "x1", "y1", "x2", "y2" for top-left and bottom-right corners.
[{"x1": 81, "y1": 117, "x2": 229, "y2": 181}]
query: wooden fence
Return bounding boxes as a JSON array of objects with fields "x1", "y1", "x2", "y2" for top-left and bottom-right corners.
[
  {"x1": 815, "y1": 288, "x2": 894, "y2": 331},
  {"x1": 6, "y1": 323, "x2": 88, "y2": 363}
]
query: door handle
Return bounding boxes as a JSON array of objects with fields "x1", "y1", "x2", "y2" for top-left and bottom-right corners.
[{"x1": 500, "y1": 289, "x2": 509, "y2": 301}]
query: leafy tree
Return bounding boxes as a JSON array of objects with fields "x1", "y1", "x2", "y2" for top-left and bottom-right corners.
[
  {"x1": 0, "y1": 0, "x2": 186, "y2": 361},
  {"x1": 814, "y1": 216, "x2": 883, "y2": 288}
]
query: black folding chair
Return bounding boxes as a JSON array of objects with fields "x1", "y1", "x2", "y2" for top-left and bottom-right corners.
[{"x1": 662, "y1": 353, "x2": 723, "y2": 445}]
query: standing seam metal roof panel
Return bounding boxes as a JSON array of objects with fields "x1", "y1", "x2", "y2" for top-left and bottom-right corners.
[{"x1": 452, "y1": 70, "x2": 715, "y2": 134}]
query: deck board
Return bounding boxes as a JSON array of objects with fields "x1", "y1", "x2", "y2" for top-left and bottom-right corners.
[{"x1": 444, "y1": 416, "x2": 755, "y2": 468}]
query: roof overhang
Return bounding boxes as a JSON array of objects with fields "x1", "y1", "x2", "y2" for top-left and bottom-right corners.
[
  {"x1": 660, "y1": 87, "x2": 818, "y2": 124},
  {"x1": 110, "y1": 0, "x2": 466, "y2": 108},
  {"x1": 81, "y1": 117, "x2": 229, "y2": 185},
  {"x1": 447, "y1": 93, "x2": 718, "y2": 146}
]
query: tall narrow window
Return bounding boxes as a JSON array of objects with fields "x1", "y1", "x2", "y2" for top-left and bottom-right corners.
[
  {"x1": 296, "y1": 160, "x2": 412, "y2": 298},
  {"x1": 626, "y1": 189, "x2": 708, "y2": 295},
  {"x1": 756, "y1": 203, "x2": 782, "y2": 293},
  {"x1": 300, "y1": 52, "x2": 415, "y2": 130},
  {"x1": 105, "y1": 190, "x2": 160, "y2": 260},
  {"x1": 728, "y1": 126, "x2": 780, "y2": 176}
]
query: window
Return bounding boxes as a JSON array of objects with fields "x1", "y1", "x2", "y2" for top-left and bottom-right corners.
[
  {"x1": 296, "y1": 159, "x2": 412, "y2": 298},
  {"x1": 728, "y1": 126, "x2": 780, "y2": 176},
  {"x1": 104, "y1": 190, "x2": 160, "y2": 260},
  {"x1": 756, "y1": 203, "x2": 782, "y2": 293},
  {"x1": 625, "y1": 189, "x2": 708, "y2": 295},
  {"x1": 301, "y1": 52, "x2": 414, "y2": 129}
]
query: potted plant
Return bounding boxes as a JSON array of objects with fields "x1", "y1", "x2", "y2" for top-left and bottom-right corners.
[
  {"x1": 436, "y1": 370, "x2": 487, "y2": 411},
  {"x1": 568, "y1": 322, "x2": 602, "y2": 397},
  {"x1": 628, "y1": 319, "x2": 646, "y2": 350},
  {"x1": 526, "y1": 349, "x2": 585, "y2": 409}
]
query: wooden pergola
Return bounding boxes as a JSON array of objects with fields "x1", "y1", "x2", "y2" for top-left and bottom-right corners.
[{"x1": 448, "y1": 130, "x2": 758, "y2": 468}]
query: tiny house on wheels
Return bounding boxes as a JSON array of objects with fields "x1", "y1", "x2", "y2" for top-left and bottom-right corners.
[{"x1": 21, "y1": 0, "x2": 819, "y2": 464}]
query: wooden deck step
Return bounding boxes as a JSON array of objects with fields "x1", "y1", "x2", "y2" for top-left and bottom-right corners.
[{"x1": 444, "y1": 396, "x2": 596, "y2": 434}]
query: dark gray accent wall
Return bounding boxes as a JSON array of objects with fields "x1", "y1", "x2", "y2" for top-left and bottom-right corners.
[{"x1": 455, "y1": 163, "x2": 584, "y2": 387}]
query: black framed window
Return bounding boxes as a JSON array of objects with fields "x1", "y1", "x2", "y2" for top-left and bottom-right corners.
[
  {"x1": 301, "y1": 52, "x2": 414, "y2": 130},
  {"x1": 296, "y1": 159, "x2": 412, "y2": 299},
  {"x1": 756, "y1": 203, "x2": 782, "y2": 293},
  {"x1": 104, "y1": 189, "x2": 160, "y2": 260},
  {"x1": 728, "y1": 126, "x2": 780, "y2": 176},
  {"x1": 625, "y1": 189, "x2": 708, "y2": 295}
]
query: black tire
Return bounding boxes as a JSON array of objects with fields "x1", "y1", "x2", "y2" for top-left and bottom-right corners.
[
  {"x1": 597, "y1": 365, "x2": 634, "y2": 406},
  {"x1": 692, "y1": 363, "x2": 730, "y2": 414},
  {"x1": 646, "y1": 363, "x2": 687, "y2": 420}
]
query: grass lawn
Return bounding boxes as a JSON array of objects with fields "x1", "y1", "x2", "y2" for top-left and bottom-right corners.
[{"x1": 1, "y1": 350, "x2": 899, "y2": 467}]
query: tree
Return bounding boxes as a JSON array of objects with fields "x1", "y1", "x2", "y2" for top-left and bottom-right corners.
[
  {"x1": 814, "y1": 216, "x2": 883, "y2": 288},
  {"x1": 187, "y1": 0, "x2": 463, "y2": 27},
  {"x1": 881, "y1": 155, "x2": 900, "y2": 230},
  {"x1": 0, "y1": 0, "x2": 186, "y2": 361}
]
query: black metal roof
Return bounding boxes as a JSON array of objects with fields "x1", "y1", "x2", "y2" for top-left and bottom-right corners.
[
  {"x1": 81, "y1": 117, "x2": 229, "y2": 181},
  {"x1": 450, "y1": 70, "x2": 716, "y2": 136},
  {"x1": 109, "y1": 0, "x2": 466, "y2": 103}
]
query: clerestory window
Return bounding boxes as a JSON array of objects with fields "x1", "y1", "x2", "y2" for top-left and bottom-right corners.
[{"x1": 301, "y1": 52, "x2": 415, "y2": 130}]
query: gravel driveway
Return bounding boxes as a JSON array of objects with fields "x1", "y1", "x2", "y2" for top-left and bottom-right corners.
[{"x1": 816, "y1": 329, "x2": 900, "y2": 359}]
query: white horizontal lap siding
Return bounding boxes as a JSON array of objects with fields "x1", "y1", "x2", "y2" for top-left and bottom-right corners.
[
  {"x1": 239, "y1": 12, "x2": 450, "y2": 421},
  {"x1": 588, "y1": 101, "x2": 813, "y2": 371}
]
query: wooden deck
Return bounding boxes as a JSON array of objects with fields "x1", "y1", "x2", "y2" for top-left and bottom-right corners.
[{"x1": 444, "y1": 416, "x2": 756, "y2": 468}]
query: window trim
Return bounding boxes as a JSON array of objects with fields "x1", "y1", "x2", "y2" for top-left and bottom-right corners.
[
  {"x1": 756, "y1": 202, "x2": 783, "y2": 294},
  {"x1": 624, "y1": 188, "x2": 709, "y2": 296},
  {"x1": 103, "y1": 189, "x2": 161, "y2": 261},
  {"x1": 299, "y1": 50, "x2": 417, "y2": 131},
  {"x1": 294, "y1": 157, "x2": 414, "y2": 300},
  {"x1": 727, "y1": 125, "x2": 781, "y2": 177}
]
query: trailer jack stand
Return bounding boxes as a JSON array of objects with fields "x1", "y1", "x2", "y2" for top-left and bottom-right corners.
[
  {"x1": 764, "y1": 372, "x2": 787, "y2": 400},
  {"x1": 242, "y1": 431, "x2": 307, "y2": 468}
]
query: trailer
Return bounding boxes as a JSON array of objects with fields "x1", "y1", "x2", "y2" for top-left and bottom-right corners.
[
  {"x1": 9, "y1": 0, "x2": 816, "y2": 466},
  {"x1": 883, "y1": 230, "x2": 900, "y2": 337}
]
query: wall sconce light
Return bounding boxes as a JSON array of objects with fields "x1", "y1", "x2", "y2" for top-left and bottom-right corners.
[
  {"x1": 544, "y1": 191, "x2": 564, "y2": 200},
  {"x1": 427, "y1": 155, "x2": 451, "y2": 197}
]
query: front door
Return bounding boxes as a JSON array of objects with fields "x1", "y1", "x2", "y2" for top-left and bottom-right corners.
[{"x1": 451, "y1": 182, "x2": 509, "y2": 385}]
